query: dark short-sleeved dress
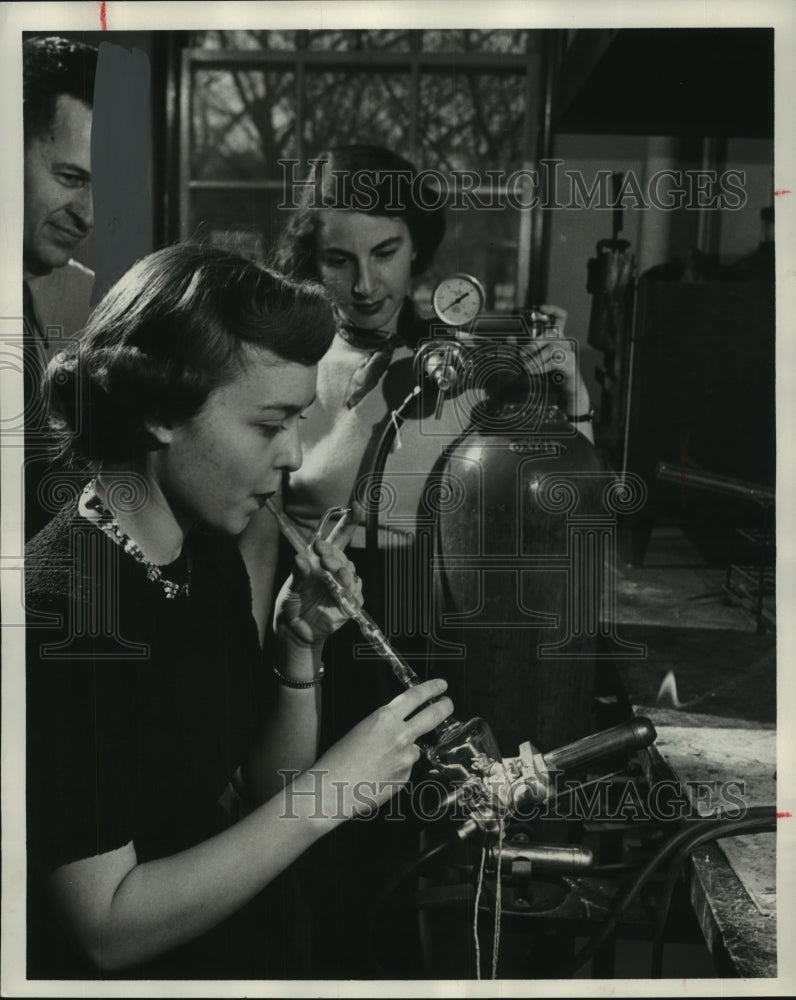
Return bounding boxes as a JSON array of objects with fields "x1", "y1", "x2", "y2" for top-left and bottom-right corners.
[{"x1": 25, "y1": 497, "x2": 291, "y2": 979}]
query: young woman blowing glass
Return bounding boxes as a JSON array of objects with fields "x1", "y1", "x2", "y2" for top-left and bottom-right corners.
[{"x1": 24, "y1": 242, "x2": 452, "y2": 979}]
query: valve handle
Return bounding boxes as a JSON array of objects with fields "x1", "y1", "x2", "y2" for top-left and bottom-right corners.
[{"x1": 542, "y1": 717, "x2": 657, "y2": 774}]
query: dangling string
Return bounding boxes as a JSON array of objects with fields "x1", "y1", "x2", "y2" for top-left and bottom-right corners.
[
  {"x1": 473, "y1": 840, "x2": 487, "y2": 979},
  {"x1": 390, "y1": 384, "x2": 420, "y2": 451},
  {"x1": 473, "y1": 816, "x2": 508, "y2": 980},
  {"x1": 492, "y1": 816, "x2": 506, "y2": 979},
  {"x1": 390, "y1": 408, "x2": 404, "y2": 449}
]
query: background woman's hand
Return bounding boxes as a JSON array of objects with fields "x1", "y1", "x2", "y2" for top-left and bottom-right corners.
[
  {"x1": 522, "y1": 337, "x2": 586, "y2": 409},
  {"x1": 313, "y1": 679, "x2": 453, "y2": 819},
  {"x1": 539, "y1": 302, "x2": 568, "y2": 336},
  {"x1": 524, "y1": 302, "x2": 591, "y2": 419}
]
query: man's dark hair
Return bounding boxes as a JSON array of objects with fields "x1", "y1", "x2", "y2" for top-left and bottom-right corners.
[{"x1": 23, "y1": 36, "x2": 98, "y2": 145}]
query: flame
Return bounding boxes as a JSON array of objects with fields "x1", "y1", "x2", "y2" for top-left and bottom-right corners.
[{"x1": 657, "y1": 670, "x2": 683, "y2": 709}]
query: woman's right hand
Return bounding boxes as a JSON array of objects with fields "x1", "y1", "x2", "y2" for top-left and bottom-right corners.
[{"x1": 314, "y1": 678, "x2": 453, "y2": 820}]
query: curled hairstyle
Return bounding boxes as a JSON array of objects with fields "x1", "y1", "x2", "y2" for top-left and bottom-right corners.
[
  {"x1": 23, "y1": 35, "x2": 98, "y2": 146},
  {"x1": 46, "y1": 243, "x2": 335, "y2": 467},
  {"x1": 274, "y1": 144, "x2": 446, "y2": 282}
]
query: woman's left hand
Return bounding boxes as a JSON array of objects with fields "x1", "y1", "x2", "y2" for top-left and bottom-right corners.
[
  {"x1": 523, "y1": 303, "x2": 591, "y2": 418},
  {"x1": 274, "y1": 537, "x2": 363, "y2": 648}
]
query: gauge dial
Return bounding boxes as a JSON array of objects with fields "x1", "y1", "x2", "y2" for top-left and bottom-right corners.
[{"x1": 431, "y1": 273, "x2": 486, "y2": 326}]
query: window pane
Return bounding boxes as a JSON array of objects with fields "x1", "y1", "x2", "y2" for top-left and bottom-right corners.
[
  {"x1": 414, "y1": 201, "x2": 523, "y2": 314},
  {"x1": 306, "y1": 30, "x2": 359, "y2": 51},
  {"x1": 421, "y1": 29, "x2": 529, "y2": 52},
  {"x1": 478, "y1": 30, "x2": 532, "y2": 53},
  {"x1": 307, "y1": 29, "x2": 411, "y2": 50},
  {"x1": 191, "y1": 30, "x2": 297, "y2": 50},
  {"x1": 418, "y1": 72, "x2": 530, "y2": 172},
  {"x1": 188, "y1": 189, "x2": 289, "y2": 261},
  {"x1": 358, "y1": 30, "x2": 413, "y2": 51},
  {"x1": 303, "y1": 72, "x2": 411, "y2": 153},
  {"x1": 191, "y1": 69, "x2": 296, "y2": 180}
]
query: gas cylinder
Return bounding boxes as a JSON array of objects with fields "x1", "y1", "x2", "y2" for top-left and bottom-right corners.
[
  {"x1": 374, "y1": 346, "x2": 610, "y2": 757},
  {"x1": 430, "y1": 392, "x2": 607, "y2": 754}
]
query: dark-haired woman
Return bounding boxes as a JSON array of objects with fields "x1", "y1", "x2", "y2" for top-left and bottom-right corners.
[
  {"x1": 24, "y1": 243, "x2": 453, "y2": 980},
  {"x1": 269, "y1": 146, "x2": 593, "y2": 548}
]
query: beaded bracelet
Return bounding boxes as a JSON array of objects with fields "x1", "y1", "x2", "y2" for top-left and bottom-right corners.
[{"x1": 273, "y1": 663, "x2": 325, "y2": 689}]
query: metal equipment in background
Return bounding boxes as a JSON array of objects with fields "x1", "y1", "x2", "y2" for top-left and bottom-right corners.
[
  {"x1": 270, "y1": 276, "x2": 776, "y2": 979},
  {"x1": 586, "y1": 173, "x2": 637, "y2": 473},
  {"x1": 655, "y1": 462, "x2": 776, "y2": 633}
]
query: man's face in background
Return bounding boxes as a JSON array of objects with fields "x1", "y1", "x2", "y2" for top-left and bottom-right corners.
[{"x1": 23, "y1": 93, "x2": 93, "y2": 277}]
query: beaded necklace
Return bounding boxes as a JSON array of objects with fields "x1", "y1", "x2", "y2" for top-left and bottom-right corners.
[{"x1": 82, "y1": 480, "x2": 191, "y2": 599}]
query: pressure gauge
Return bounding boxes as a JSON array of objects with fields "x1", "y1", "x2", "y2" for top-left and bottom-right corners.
[{"x1": 431, "y1": 273, "x2": 486, "y2": 326}]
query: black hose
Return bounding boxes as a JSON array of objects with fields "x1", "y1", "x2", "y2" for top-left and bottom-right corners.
[
  {"x1": 557, "y1": 805, "x2": 777, "y2": 977},
  {"x1": 649, "y1": 813, "x2": 776, "y2": 977}
]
